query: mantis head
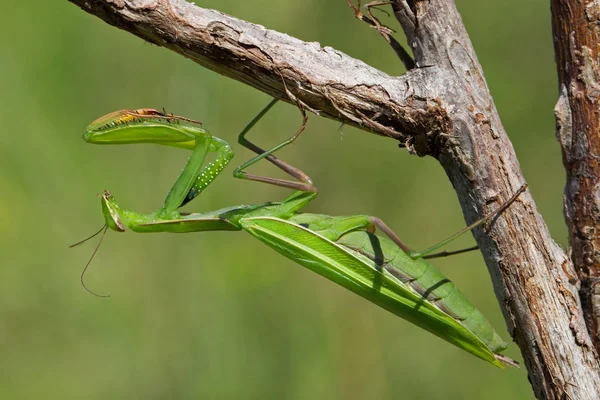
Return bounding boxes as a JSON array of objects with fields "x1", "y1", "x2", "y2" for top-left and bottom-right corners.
[
  {"x1": 101, "y1": 190, "x2": 126, "y2": 232},
  {"x1": 69, "y1": 190, "x2": 130, "y2": 298}
]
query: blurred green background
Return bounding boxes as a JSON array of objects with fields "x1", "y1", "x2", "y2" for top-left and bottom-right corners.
[{"x1": 1, "y1": 1, "x2": 557, "y2": 398}]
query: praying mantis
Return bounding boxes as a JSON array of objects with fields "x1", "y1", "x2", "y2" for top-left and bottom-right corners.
[{"x1": 77, "y1": 99, "x2": 525, "y2": 368}]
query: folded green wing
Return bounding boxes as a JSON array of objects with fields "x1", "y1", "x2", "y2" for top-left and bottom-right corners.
[{"x1": 241, "y1": 216, "x2": 504, "y2": 368}]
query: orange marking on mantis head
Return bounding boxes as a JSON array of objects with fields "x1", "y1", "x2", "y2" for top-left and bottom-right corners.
[
  {"x1": 128, "y1": 109, "x2": 204, "y2": 126},
  {"x1": 86, "y1": 108, "x2": 203, "y2": 133},
  {"x1": 85, "y1": 109, "x2": 151, "y2": 131}
]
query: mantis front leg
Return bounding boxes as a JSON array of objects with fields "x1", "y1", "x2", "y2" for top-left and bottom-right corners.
[
  {"x1": 83, "y1": 108, "x2": 234, "y2": 216},
  {"x1": 175, "y1": 136, "x2": 233, "y2": 209}
]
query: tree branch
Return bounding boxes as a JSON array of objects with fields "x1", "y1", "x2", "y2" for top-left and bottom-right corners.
[
  {"x1": 552, "y1": 0, "x2": 600, "y2": 356},
  {"x1": 390, "y1": 1, "x2": 600, "y2": 398},
  {"x1": 68, "y1": 0, "x2": 600, "y2": 397},
  {"x1": 68, "y1": 0, "x2": 456, "y2": 150}
]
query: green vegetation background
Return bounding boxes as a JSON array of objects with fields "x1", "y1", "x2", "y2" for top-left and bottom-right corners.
[{"x1": 1, "y1": 1, "x2": 557, "y2": 398}]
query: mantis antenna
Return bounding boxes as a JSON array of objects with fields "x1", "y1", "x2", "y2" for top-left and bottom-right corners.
[{"x1": 70, "y1": 224, "x2": 110, "y2": 298}]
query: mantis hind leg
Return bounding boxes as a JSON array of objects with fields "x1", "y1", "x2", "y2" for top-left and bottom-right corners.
[
  {"x1": 368, "y1": 217, "x2": 479, "y2": 260},
  {"x1": 366, "y1": 217, "x2": 479, "y2": 260},
  {"x1": 388, "y1": 184, "x2": 528, "y2": 260},
  {"x1": 233, "y1": 99, "x2": 317, "y2": 193},
  {"x1": 421, "y1": 246, "x2": 480, "y2": 260},
  {"x1": 350, "y1": 183, "x2": 527, "y2": 260}
]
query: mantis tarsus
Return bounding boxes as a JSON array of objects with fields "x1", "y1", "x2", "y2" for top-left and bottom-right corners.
[{"x1": 77, "y1": 99, "x2": 526, "y2": 368}]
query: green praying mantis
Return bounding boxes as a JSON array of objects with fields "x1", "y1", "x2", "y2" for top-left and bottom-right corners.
[{"x1": 76, "y1": 99, "x2": 526, "y2": 368}]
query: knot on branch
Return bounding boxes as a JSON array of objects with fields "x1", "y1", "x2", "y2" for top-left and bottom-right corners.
[{"x1": 399, "y1": 97, "x2": 453, "y2": 158}]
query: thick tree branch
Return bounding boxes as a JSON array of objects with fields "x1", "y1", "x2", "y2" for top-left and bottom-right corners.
[
  {"x1": 391, "y1": 1, "x2": 600, "y2": 398},
  {"x1": 68, "y1": 0, "x2": 456, "y2": 152},
  {"x1": 552, "y1": 0, "x2": 600, "y2": 355},
  {"x1": 68, "y1": 0, "x2": 600, "y2": 397}
]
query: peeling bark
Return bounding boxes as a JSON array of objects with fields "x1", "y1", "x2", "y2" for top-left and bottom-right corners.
[
  {"x1": 68, "y1": 0, "x2": 600, "y2": 397},
  {"x1": 392, "y1": 2, "x2": 600, "y2": 398},
  {"x1": 553, "y1": 0, "x2": 600, "y2": 363},
  {"x1": 68, "y1": 0, "x2": 458, "y2": 148}
]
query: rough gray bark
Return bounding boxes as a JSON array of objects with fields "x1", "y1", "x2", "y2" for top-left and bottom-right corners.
[
  {"x1": 68, "y1": 0, "x2": 600, "y2": 397},
  {"x1": 552, "y1": 0, "x2": 600, "y2": 357}
]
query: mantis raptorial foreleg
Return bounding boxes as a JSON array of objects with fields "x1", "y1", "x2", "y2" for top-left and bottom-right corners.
[
  {"x1": 83, "y1": 108, "x2": 235, "y2": 214},
  {"x1": 148, "y1": 98, "x2": 314, "y2": 215},
  {"x1": 177, "y1": 136, "x2": 233, "y2": 208},
  {"x1": 163, "y1": 135, "x2": 212, "y2": 213}
]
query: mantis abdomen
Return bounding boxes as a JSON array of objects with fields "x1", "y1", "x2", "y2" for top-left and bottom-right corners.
[
  {"x1": 242, "y1": 216, "x2": 508, "y2": 367},
  {"x1": 337, "y1": 231, "x2": 507, "y2": 353}
]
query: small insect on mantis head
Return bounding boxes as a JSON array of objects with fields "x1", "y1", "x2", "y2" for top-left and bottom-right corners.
[{"x1": 83, "y1": 108, "x2": 207, "y2": 150}]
